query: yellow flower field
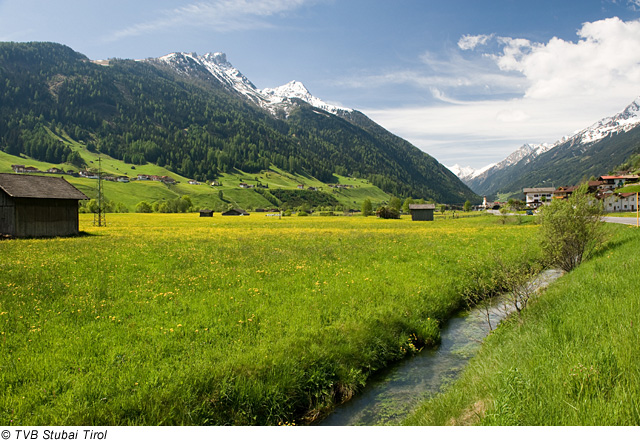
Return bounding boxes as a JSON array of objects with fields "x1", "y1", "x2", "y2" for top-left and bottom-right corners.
[{"x1": 0, "y1": 213, "x2": 538, "y2": 425}]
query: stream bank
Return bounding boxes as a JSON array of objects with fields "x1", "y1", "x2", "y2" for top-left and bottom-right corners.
[{"x1": 319, "y1": 269, "x2": 563, "y2": 426}]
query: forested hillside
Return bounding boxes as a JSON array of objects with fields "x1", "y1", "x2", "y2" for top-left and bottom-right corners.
[{"x1": 0, "y1": 42, "x2": 477, "y2": 204}]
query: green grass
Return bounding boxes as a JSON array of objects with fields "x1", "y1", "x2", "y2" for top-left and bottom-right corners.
[
  {"x1": 405, "y1": 223, "x2": 640, "y2": 426},
  {"x1": 0, "y1": 214, "x2": 537, "y2": 425}
]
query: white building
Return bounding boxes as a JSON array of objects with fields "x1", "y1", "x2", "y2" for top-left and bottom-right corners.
[
  {"x1": 523, "y1": 187, "x2": 555, "y2": 208},
  {"x1": 601, "y1": 191, "x2": 638, "y2": 212}
]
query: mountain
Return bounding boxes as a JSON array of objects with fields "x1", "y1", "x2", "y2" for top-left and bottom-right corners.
[
  {"x1": 150, "y1": 52, "x2": 352, "y2": 117},
  {"x1": 447, "y1": 163, "x2": 495, "y2": 182},
  {"x1": 465, "y1": 97, "x2": 640, "y2": 198},
  {"x1": 0, "y1": 42, "x2": 477, "y2": 204}
]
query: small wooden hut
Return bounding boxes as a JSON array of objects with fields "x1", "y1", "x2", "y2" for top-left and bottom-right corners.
[
  {"x1": 408, "y1": 203, "x2": 435, "y2": 221},
  {"x1": 199, "y1": 209, "x2": 214, "y2": 217},
  {"x1": 221, "y1": 208, "x2": 249, "y2": 216},
  {"x1": 0, "y1": 173, "x2": 88, "y2": 237}
]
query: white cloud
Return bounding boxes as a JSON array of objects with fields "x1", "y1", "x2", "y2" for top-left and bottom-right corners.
[
  {"x1": 468, "y1": 17, "x2": 640, "y2": 101},
  {"x1": 105, "y1": 0, "x2": 313, "y2": 41},
  {"x1": 360, "y1": 17, "x2": 640, "y2": 169},
  {"x1": 457, "y1": 34, "x2": 492, "y2": 50}
]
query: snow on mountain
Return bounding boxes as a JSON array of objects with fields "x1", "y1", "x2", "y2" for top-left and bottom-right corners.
[
  {"x1": 262, "y1": 81, "x2": 352, "y2": 115},
  {"x1": 571, "y1": 96, "x2": 640, "y2": 145},
  {"x1": 466, "y1": 95, "x2": 640, "y2": 195},
  {"x1": 481, "y1": 96, "x2": 640, "y2": 178},
  {"x1": 447, "y1": 163, "x2": 495, "y2": 181},
  {"x1": 151, "y1": 52, "x2": 352, "y2": 117}
]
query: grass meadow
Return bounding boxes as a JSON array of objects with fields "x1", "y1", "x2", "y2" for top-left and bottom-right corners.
[
  {"x1": 406, "y1": 223, "x2": 640, "y2": 426},
  {"x1": 0, "y1": 214, "x2": 538, "y2": 425}
]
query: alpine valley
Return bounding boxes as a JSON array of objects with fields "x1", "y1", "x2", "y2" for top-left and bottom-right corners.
[
  {"x1": 0, "y1": 42, "x2": 477, "y2": 208},
  {"x1": 453, "y1": 97, "x2": 640, "y2": 199}
]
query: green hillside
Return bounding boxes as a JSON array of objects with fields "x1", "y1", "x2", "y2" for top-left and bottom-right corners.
[
  {"x1": 0, "y1": 148, "x2": 389, "y2": 212},
  {"x1": 0, "y1": 42, "x2": 478, "y2": 204}
]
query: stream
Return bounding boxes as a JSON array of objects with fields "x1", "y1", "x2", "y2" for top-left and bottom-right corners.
[{"x1": 319, "y1": 269, "x2": 563, "y2": 426}]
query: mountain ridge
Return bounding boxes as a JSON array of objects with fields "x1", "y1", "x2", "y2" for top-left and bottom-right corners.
[
  {"x1": 0, "y1": 42, "x2": 478, "y2": 204},
  {"x1": 460, "y1": 96, "x2": 640, "y2": 197}
]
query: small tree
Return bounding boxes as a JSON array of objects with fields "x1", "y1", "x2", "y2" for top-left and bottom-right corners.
[
  {"x1": 388, "y1": 196, "x2": 402, "y2": 212},
  {"x1": 136, "y1": 201, "x2": 152, "y2": 213},
  {"x1": 362, "y1": 199, "x2": 373, "y2": 217},
  {"x1": 463, "y1": 200, "x2": 472, "y2": 212},
  {"x1": 402, "y1": 197, "x2": 415, "y2": 213},
  {"x1": 538, "y1": 183, "x2": 605, "y2": 272}
]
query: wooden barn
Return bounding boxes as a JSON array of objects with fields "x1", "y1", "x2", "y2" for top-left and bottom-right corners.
[
  {"x1": 0, "y1": 173, "x2": 88, "y2": 238},
  {"x1": 221, "y1": 208, "x2": 249, "y2": 216},
  {"x1": 199, "y1": 209, "x2": 214, "y2": 217},
  {"x1": 409, "y1": 203, "x2": 436, "y2": 221}
]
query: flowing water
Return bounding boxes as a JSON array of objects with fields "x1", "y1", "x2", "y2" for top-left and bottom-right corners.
[{"x1": 319, "y1": 269, "x2": 563, "y2": 426}]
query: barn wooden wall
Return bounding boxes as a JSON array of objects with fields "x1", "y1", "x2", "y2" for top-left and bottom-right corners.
[
  {"x1": 13, "y1": 198, "x2": 80, "y2": 237},
  {"x1": 0, "y1": 190, "x2": 16, "y2": 235}
]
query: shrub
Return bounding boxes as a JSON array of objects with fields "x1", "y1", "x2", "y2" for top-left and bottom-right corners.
[
  {"x1": 538, "y1": 183, "x2": 605, "y2": 272},
  {"x1": 376, "y1": 206, "x2": 400, "y2": 219},
  {"x1": 135, "y1": 201, "x2": 153, "y2": 213}
]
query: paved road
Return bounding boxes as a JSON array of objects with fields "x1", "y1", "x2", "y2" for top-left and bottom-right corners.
[
  {"x1": 602, "y1": 216, "x2": 639, "y2": 226},
  {"x1": 487, "y1": 210, "x2": 639, "y2": 226}
]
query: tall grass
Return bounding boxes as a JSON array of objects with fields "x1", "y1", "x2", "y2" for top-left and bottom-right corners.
[
  {"x1": 0, "y1": 214, "x2": 537, "y2": 425},
  {"x1": 406, "y1": 224, "x2": 640, "y2": 426}
]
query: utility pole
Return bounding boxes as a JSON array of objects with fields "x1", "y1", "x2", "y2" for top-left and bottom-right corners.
[{"x1": 93, "y1": 156, "x2": 106, "y2": 227}]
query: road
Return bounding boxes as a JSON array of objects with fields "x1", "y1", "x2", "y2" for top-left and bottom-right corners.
[
  {"x1": 602, "y1": 216, "x2": 639, "y2": 226},
  {"x1": 487, "y1": 210, "x2": 639, "y2": 226}
]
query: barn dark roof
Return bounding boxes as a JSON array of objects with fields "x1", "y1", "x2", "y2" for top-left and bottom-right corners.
[
  {"x1": 222, "y1": 208, "x2": 249, "y2": 216},
  {"x1": 409, "y1": 204, "x2": 436, "y2": 210},
  {"x1": 0, "y1": 173, "x2": 88, "y2": 200}
]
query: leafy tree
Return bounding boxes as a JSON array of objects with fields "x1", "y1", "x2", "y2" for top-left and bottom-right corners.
[
  {"x1": 67, "y1": 151, "x2": 86, "y2": 168},
  {"x1": 376, "y1": 206, "x2": 400, "y2": 219},
  {"x1": 362, "y1": 198, "x2": 373, "y2": 217},
  {"x1": 388, "y1": 196, "x2": 402, "y2": 212},
  {"x1": 402, "y1": 197, "x2": 414, "y2": 213},
  {"x1": 135, "y1": 201, "x2": 152, "y2": 213},
  {"x1": 538, "y1": 183, "x2": 605, "y2": 272},
  {"x1": 463, "y1": 200, "x2": 472, "y2": 212}
]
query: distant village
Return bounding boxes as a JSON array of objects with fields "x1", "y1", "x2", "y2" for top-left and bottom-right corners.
[{"x1": 485, "y1": 174, "x2": 639, "y2": 213}]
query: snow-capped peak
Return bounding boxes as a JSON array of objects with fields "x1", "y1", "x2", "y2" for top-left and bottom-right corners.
[
  {"x1": 262, "y1": 80, "x2": 352, "y2": 114},
  {"x1": 149, "y1": 52, "x2": 352, "y2": 117},
  {"x1": 572, "y1": 96, "x2": 640, "y2": 145},
  {"x1": 447, "y1": 163, "x2": 496, "y2": 181}
]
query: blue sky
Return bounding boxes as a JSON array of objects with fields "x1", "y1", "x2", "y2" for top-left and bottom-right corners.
[{"x1": 2, "y1": 0, "x2": 640, "y2": 168}]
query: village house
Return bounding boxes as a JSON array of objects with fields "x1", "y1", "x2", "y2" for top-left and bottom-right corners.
[
  {"x1": 599, "y1": 175, "x2": 639, "y2": 190},
  {"x1": 0, "y1": 173, "x2": 88, "y2": 237},
  {"x1": 188, "y1": 180, "x2": 200, "y2": 185},
  {"x1": 523, "y1": 187, "x2": 555, "y2": 208},
  {"x1": 238, "y1": 183, "x2": 254, "y2": 189},
  {"x1": 600, "y1": 190, "x2": 638, "y2": 212}
]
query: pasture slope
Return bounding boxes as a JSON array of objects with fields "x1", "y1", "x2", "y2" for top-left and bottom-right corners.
[
  {"x1": 0, "y1": 214, "x2": 537, "y2": 425},
  {"x1": 406, "y1": 223, "x2": 640, "y2": 426}
]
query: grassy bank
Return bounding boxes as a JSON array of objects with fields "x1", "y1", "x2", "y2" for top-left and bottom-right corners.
[
  {"x1": 0, "y1": 214, "x2": 537, "y2": 425},
  {"x1": 406, "y1": 223, "x2": 640, "y2": 426}
]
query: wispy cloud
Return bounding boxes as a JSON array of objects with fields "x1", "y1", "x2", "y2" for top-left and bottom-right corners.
[
  {"x1": 105, "y1": 0, "x2": 313, "y2": 42},
  {"x1": 362, "y1": 17, "x2": 640, "y2": 168},
  {"x1": 457, "y1": 34, "x2": 492, "y2": 50}
]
